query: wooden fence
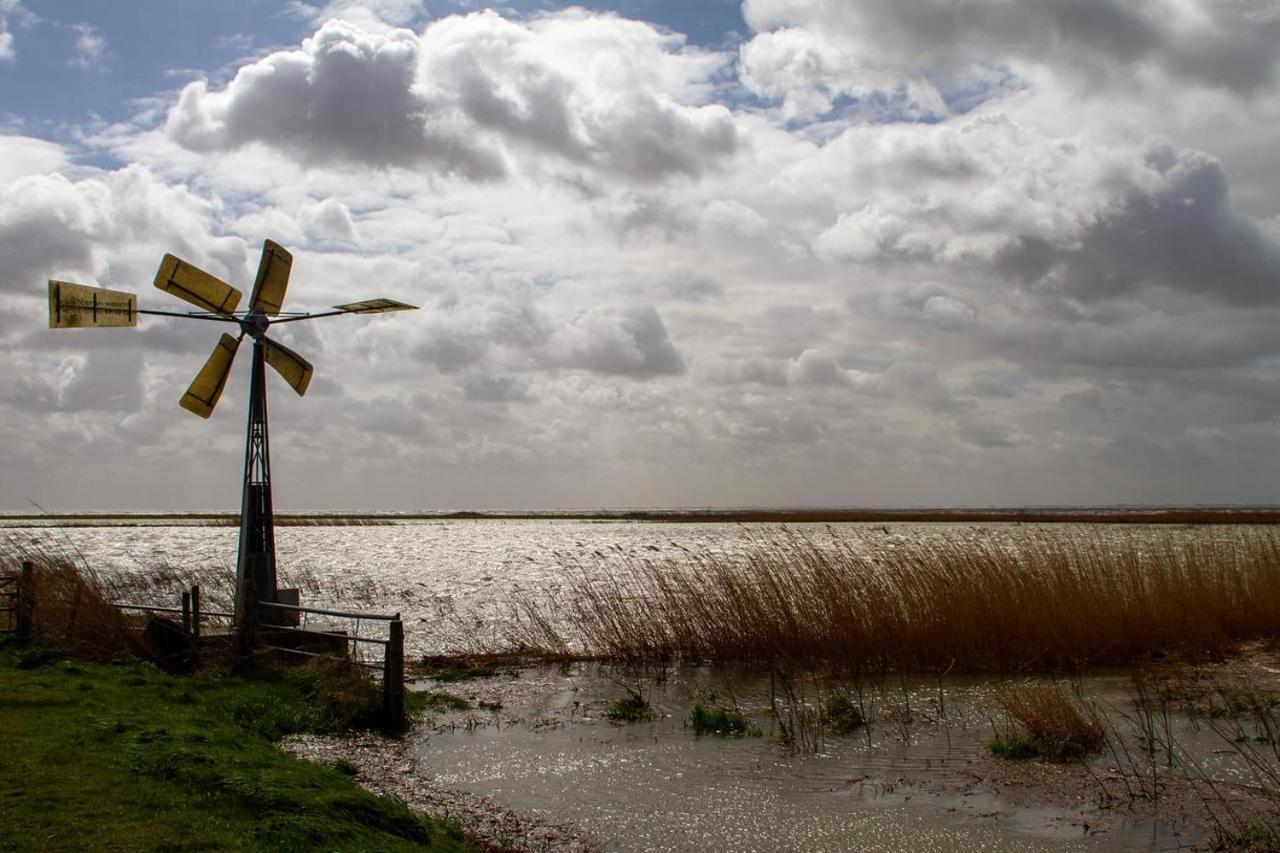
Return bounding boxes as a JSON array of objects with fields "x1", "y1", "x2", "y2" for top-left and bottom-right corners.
[{"x1": 0, "y1": 562, "x2": 35, "y2": 640}]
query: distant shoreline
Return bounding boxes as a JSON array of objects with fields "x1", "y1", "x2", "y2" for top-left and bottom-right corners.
[{"x1": 3, "y1": 507, "x2": 1280, "y2": 526}]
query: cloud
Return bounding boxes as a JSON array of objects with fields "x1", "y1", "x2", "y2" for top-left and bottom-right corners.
[
  {"x1": 0, "y1": 135, "x2": 68, "y2": 187},
  {"x1": 741, "y1": 0, "x2": 1280, "y2": 107},
  {"x1": 553, "y1": 305, "x2": 685, "y2": 378},
  {"x1": 460, "y1": 373, "x2": 536, "y2": 403},
  {"x1": 995, "y1": 145, "x2": 1280, "y2": 305},
  {"x1": 68, "y1": 23, "x2": 105, "y2": 70},
  {"x1": 300, "y1": 197, "x2": 357, "y2": 244},
  {"x1": 165, "y1": 11, "x2": 739, "y2": 183},
  {"x1": 0, "y1": 0, "x2": 23, "y2": 62}
]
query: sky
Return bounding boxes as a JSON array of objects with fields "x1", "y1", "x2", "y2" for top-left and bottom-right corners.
[{"x1": 1, "y1": 0, "x2": 1280, "y2": 512}]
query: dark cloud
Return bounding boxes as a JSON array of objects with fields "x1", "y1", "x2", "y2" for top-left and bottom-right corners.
[
  {"x1": 997, "y1": 146, "x2": 1280, "y2": 305},
  {"x1": 743, "y1": 0, "x2": 1280, "y2": 96}
]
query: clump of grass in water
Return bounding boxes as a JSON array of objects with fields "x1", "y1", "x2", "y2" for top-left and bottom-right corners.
[
  {"x1": 992, "y1": 682, "x2": 1104, "y2": 761},
  {"x1": 690, "y1": 703, "x2": 760, "y2": 737},
  {"x1": 606, "y1": 686, "x2": 655, "y2": 724},
  {"x1": 822, "y1": 692, "x2": 866, "y2": 735},
  {"x1": 412, "y1": 690, "x2": 472, "y2": 713},
  {"x1": 508, "y1": 526, "x2": 1280, "y2": 672}
]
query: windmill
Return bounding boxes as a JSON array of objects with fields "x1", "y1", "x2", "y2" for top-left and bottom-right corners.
[{"x1": 48, "y1": 240, "x2": 416, "y2": 636}]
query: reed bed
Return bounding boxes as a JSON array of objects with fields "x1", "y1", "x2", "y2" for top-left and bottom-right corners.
[
  {"x1": 1, "y1": 539, "x2": 146, "y2": 660},
  {"x1": 509, "y1": 526, "x2": 1280, "y2": 671}
]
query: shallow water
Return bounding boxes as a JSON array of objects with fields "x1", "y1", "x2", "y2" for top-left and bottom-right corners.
[{"x1": 413, "y1": 663, "x2": 1204, "y2": 852}]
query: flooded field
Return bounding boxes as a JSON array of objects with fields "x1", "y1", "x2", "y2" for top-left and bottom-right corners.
[{"x1": 7, "y1": 518, "x2": 1280, "y2": 851}]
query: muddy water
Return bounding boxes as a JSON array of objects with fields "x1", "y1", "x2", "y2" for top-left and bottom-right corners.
[{"x1": 414, "y1": 664, "x2": 1198, "y2": 852}]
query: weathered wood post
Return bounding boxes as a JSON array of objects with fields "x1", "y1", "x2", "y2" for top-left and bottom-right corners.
[
  {"x1": 181, "y1": 590, "x2": 192, "y2": 633},
  {"x1": 190, "y1": 585, "x2": 201, "y2": 639},
  {"x1": 384, "y1": 615, "x2": 405, "y2": 729},
  {"x1": 16, "y1": 561, "x2": 34, "y2": 642}
]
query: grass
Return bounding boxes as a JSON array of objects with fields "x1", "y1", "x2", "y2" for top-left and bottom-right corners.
[
  {"x1": 822, "y1": 693, "x2": 866, "y2": 735},
  {"x1": 989, "y1": 732, "x2": 1043, "y2": 760},
  {"x1": 510, "y1": 526, "x2": 1280, "y2": 671},
  {"x1": 0, "y1": 641, "x2": 471, "y2": 852},
  {"x1": 993, "y1": 682, "x2": 1105, "y2": 761},
  {"x1": 605, "y1": 687, "x2": 655, "y2": 723},
  {"x1": 689, "y1": 702, "x2": 760, "y2": 737},
  {"x1": 412, "y1": 689, "x2": 472, "y2": 713}
]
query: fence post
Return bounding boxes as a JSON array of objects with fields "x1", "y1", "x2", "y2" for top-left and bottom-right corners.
[
  {"x1": 190, "y1": 585, "x2": 201, "y2": 640},
  {"x1": 17, "y1": 561, "x2": 34, "y2": 642},
  {"x1": 181, "y1": 591, "x2": 192, "y2": 634},
  {"x1": 384, "y1": 615, "x2": 405, "y2": 729}
]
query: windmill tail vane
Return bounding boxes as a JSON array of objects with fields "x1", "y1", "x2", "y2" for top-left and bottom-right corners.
[{"x1": 47, "y1": 239, "x2": 418, "y2": 634}]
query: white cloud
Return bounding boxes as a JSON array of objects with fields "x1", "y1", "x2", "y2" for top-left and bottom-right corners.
[
  {"x1": 166, "y1": 12, "x2": 739, "y2": 183},
  {"x1": 0, "y1": 0, "x2": 22, "y2": 62},
  {"x1": 69, "y1": 23, "x2": 105, "y2": 70},
  {"x1": 0, "y1": 135, "x2": 68, "y2": 186}
]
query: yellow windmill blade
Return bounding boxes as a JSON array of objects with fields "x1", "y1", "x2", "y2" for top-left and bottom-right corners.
[
  {"x1": 334, "y1": 298, "x2": 417, "y2": 314},
  {"x1": 48, "y1": 280, "x2": 138, "y2": 328},
  {"x1": 249, "y1": 240, "x2": 292, "y2": 316},
  {"x1": 155, "y1": 254, "x2": 243, "y2": 316},
  {"x1": 262, "y1": 337, "x2": 313, "y2": 396},
  {"x1": 180, "y1": 334, "x2": 241, "y2": 418}
]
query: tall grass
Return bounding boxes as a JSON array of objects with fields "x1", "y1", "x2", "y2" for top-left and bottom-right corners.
[
  {"x1": 509, "y1": 526, "x2": 1280, "y2": 671},
  {"x1": 1, "y1": 539, "x2": 146, "y2": 660}
]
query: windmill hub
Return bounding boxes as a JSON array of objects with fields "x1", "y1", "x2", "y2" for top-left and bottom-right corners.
[
  {"x1": 48, "y1": 239, "x2": 417, "y2": 643},
  {"x1": 242, "y1": 310, "x2": 269, "y2": 338}
]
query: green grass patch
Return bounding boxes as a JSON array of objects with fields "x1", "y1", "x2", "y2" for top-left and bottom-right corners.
[
  {"x1": 989, "y1": 732, "x2": 1042, "y2": 760},
  {"x1": 605, "y1": 690, "x2": 655, "y2": 724},
  {"x1": 411, "y1": 689, "x2": 472, "y2": 714},
  {"x1": 689, "y1": 703, "x2": 760, "y2": 737},
  {"x1": 417, "y1": 656, "x2": 505, "y2": 683},
  {"x1": 0, "y1": 643, "x2": 473, "y2": 852}
]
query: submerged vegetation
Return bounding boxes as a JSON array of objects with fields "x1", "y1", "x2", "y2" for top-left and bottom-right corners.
[
  {"x1": 511, "y1": 526, "x2": 1280, "y2": 671},
  {"x1": 689, "y1": 702, "x2": 760, "y2": 737},
  {"x1": 605, "y1": 684, "x2": 656, "y2": 723}
]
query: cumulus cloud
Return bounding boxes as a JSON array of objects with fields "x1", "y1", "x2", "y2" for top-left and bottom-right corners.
[
  {"x1": 0, "y1": 135, "x2": 67, "y2": 187},
  {"x1": 553, "y1": 305, "x2": 685, "y2": 378},
  {"x1": 741, "y1": 0, "x2": 1280, "y2": 109},
  {"x1": 0, "y1": 165, "x2": 245, "y2": 295},
  {"x1": 166, "y1": 12, "x2": 739, "y2": 183}
]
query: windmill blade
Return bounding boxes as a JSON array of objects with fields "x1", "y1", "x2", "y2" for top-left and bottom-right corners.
[
  {"x1": 263, "y1": 337, "x2": 313, "y2": 396},
  {"x1": 155, "y1": 255, "x2": 243, "y2": 316},
  {"x1": 334, "y1": 298, "x2": 417, "y2": 314},
  {"x1": 48, "y1": 280, "x2": 137, "y2": 328},
  {"x1": 180, "y1": 334, "x2": 241, "y2": 419},
  {"x1": 249, "y1": 240, "x2": 292, "y2": 316}
]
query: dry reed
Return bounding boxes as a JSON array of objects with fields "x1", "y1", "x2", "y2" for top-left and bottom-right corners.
[
  {"x1": 997, "y1": 682, "x2": 1104, "y2": 760},
  {"x1": 1, "y1": 539, "x2": 146, "y2": 661},
  {"x1": 508, "y1": 526, "x2": 1280, "y2": 671}
]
